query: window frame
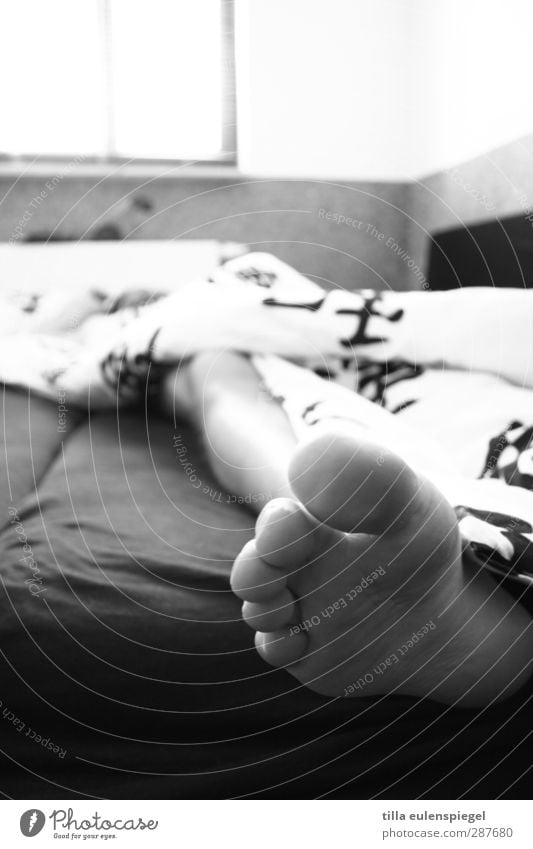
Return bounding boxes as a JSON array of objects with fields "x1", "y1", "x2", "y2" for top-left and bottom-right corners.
[{"x1": 0, "y1": 0, "x2": 237, "y2": 170}]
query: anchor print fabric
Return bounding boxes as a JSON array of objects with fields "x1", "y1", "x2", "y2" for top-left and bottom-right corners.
[{"x1": 1, "y1": 250, "x2": 533, "y2": 585}]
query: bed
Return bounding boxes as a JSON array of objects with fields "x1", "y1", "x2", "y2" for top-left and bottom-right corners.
[{"x1": 0, "y1": 242, "x2": 532, "y2": 799}]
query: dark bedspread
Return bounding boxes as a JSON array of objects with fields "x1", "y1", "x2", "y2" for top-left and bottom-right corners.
[{"x1": 0, "y1": 388, "x2": 531, "y2": 799}]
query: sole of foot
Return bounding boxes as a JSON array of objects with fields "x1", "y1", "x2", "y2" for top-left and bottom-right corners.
[{"x1": 231, "y1": 431, "x2": 533, "y2": 707}]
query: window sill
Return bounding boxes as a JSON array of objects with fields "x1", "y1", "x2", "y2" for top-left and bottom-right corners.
[{"x1": 0, "y1": 159, "x2": 242, "y2": 181}]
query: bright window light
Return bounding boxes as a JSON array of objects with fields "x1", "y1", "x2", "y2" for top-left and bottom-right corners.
[
  {"x1": 0, "y1": 0, "x2": 105, "y2": 156},
  {"x1": 0, "y1": 0, "x2": 231, "y2": 161},
  {"x1": 110, "y1": 0, "x2": 223, "y2": 159}
]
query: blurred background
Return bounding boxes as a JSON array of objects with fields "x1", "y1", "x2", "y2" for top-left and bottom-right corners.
[{"x1": 2, "y1": 0, "x2": 533, "y2": 291}]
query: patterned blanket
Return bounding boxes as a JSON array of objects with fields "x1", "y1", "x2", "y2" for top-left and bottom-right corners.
[{"x1": 1, "y1": 251, "x2": 533, "y2": 588}]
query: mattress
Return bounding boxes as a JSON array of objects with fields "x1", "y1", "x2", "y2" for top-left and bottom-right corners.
[{"x1": 0, "y1": 387, "x2": 532, "y2": 799}]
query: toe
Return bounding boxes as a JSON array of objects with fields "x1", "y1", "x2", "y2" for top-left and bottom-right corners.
[
  {"x1": 231, "y1": 540, "x2": 288, "y2": 602},
  {"x1": 242, "y1": 587, "x2": 297, "y2": 631},
  {"x1": 289, "y1": 431, "x2": 429, "y2": 536},
  {"x1": 255, "y1": 628, "x2": 308, "y2": 667},
  {"x1": 255, "y1": 497, "x2": 319, "y2": 568}
]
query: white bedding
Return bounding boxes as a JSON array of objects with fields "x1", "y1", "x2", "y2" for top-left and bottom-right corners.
[
  {"x1": 0, "y1": 239, "x2": 245, "y2": 295},
  {"x1": 0, "y1": 247, "x2": 532, "y2": 587}
]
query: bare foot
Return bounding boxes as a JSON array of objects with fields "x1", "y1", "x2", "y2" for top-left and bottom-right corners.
[{"x1": 231, "y1": 431, "x2": 533, "y2": 707}]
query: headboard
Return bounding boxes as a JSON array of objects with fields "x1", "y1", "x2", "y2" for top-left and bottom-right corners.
[{"x1": 427, "y1": 214, "x2": 533, "y2": 289}]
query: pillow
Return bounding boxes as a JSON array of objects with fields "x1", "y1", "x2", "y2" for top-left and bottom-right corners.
[{"x1": 0, "y1": 240, "x2": 246, "y2": 296}]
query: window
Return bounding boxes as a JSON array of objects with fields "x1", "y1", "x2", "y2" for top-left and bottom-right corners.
[{"x1": 0, "y1": 0, "x2": 235, "y2": 164}]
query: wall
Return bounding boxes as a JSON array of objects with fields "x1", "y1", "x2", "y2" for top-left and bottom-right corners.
[
  {"x1": 0, "y1": 171, "x2": 414, "y2": 291},
  {"x1": 400, "y1": 0, "x2": 533, "y2": 285},
  {"x1": 407, "y1": 0, "x2": 533, "y2": 178},
  {"x1": 405, "y1": 133, "x2": 533, "y2": 287},
  {"x1": 235, "y1": 0, "x2": 533, "y2": 181},
  {"x1": 235, "y1": 0, "x2": 412, "y2": 180}
]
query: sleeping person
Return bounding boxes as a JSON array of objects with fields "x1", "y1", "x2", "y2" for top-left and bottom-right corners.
[{"x1": 2, "y1": 252, "x2": 533, "y2": 708}]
